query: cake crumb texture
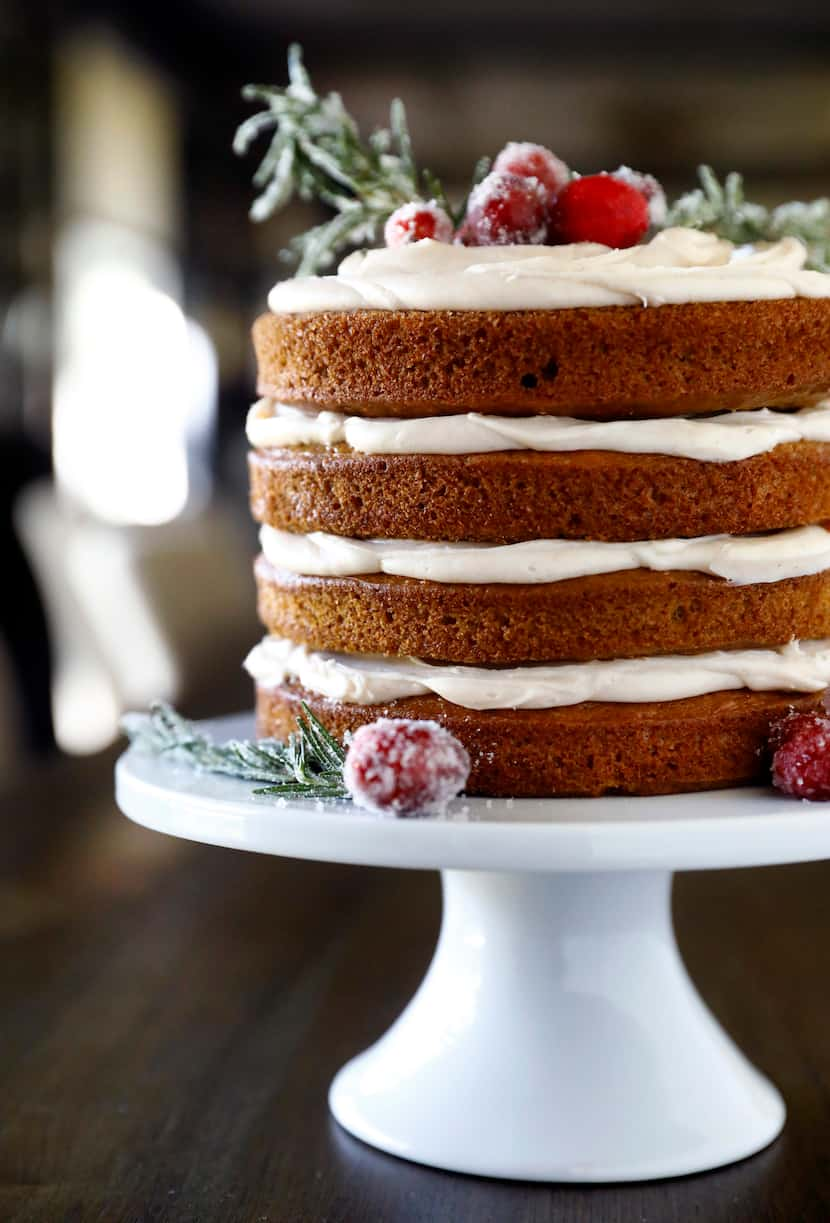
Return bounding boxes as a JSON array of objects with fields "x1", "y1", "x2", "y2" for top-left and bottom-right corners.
[
  {"x1": 253, "y1": 300, "x2": 830, "y2": 418},
  {"x1": 257, "y1": 682, "x2": 823, "y2": 797},
  {"x1": 255, "y1": 557, "x2": 830, "y2": 664},
  {"x1": 249, "y1": 442, "x2": 830, "y2": 544}
]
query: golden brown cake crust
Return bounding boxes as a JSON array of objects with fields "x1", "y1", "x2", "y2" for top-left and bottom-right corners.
[
  {"x1": 255, "y1": 557, "x2": 830, "y2": 664},
  {"x1": 249, "y1": 442, "x2": 830, "y2": 544},
  {"x1": 256, "y1": 682, "x2": 819, "y2": 797},
  {"x1": 253, "y1": 300, "x2": 830, "y2": 419}
]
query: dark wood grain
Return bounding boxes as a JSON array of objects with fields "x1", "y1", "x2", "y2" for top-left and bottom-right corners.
[{"x1": 1, "y1": 753, "x2": 830, "y2": 1222}]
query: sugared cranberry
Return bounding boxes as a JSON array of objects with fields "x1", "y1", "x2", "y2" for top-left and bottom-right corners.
[
  {"x1": 768, "y1": 709, "x2": 822, "y2": 753},
  {"x1": 344, "y1": 718, "x2": 471, "y2": 817},
  {"x1": 611, "y1": 165, "x2": 667, "y2": 228},
  {"x1": 770, "y1": 708, "x2": 830, "y2": 800},
  {"x1": 457, "y1": 171, "x2": 550, "y2": 246},
  {"x1": 548, "y1": 173, "x2": 650, "y2": 248},
  {"x1": 384, "y1": 200, "x2": 454, "y2": 248},
  {"x1": 492, "y1": 141, "x2": 570, "y2": 197}
]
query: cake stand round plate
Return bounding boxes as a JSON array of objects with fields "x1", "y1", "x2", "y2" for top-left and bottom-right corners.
[{"x1": 116, "y1": 714, "x2": 830, "y2": 1184}]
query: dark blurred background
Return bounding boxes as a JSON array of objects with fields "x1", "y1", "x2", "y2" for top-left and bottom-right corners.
[{"x1": 2, "y1": 0, "x2": 830, "y2": 776}]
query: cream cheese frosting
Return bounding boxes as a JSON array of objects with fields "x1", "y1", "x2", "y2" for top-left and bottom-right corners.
[
  {"x1": 247, "y1": 399, "x2": 830, "y2": 462},
  {"x1": 267, "y1": 228, "x2": 830, "y2": 314},
  {"x1": 260, "y1": 524, "x2": 830, "y2": 587},
  {"x1": 244, "y1": 636, "x2": 830, "y2": 710}
]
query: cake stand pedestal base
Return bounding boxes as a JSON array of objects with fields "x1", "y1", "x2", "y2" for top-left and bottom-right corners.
[{"x1": 330, "y1": 869, "x2": 784, "y2": 1182}]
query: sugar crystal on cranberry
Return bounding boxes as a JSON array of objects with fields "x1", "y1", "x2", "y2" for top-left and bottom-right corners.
[
  {"x1": 384, "y1": 200, "x2": 454, "y2": 248},
  {"x1": 344, "y1": 718, "x2": 471, "y2": 817},
  {"x1": 492, "y1": 141, "x2": 570, "y2": 197}
]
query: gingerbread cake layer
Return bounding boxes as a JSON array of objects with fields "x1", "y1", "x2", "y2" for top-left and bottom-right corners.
[
  {"x1": 258, "y1": 681, "x2": 820, "y2": 797},
  {"x1": 249, "y1": 442, "x2": 830, "y2": 544},
  {"x1": 254, "y1": 557, "x2": 830, "y2": 665},
  {"x1": 253, "y1": 300, "x2": 830, "y2": 419}
]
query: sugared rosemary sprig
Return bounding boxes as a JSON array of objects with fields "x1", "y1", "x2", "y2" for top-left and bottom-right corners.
[
  {"x1": 122, "y1": 701, "x2": 347, "y2": 800},
  {"x1": 666, "y1": 165, "x2": 830, "y2": 272},
  {"x1": 236, "y1": 48, "x2": 830, "y2": 275},
  {"x1": 234, "y1": 43, "x2": 452, "y2": 274}
]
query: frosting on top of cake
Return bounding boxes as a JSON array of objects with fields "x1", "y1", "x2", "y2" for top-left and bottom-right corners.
[
  {"x1": 267, "y1": 227, "x2": 830, "y2": 313},
  {"x1": 258, "y1": 523, "x2": 830, "y2": 587},
  {"x1": 247, "y1": 399, "x2": 830, "y2": 462},
  {"x1": 244, "y1": 636, "x2": 830, "y2": 710}
]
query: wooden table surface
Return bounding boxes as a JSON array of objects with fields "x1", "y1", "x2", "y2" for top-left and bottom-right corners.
[{"x1": 2, "y1": 749, "x2": 830, "y2": 1223}]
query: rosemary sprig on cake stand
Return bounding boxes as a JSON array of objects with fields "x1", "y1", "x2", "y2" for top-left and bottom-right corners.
[
  {"x1": 122, "y1": 702, "x2": 348, "y2": 799},
  {"x1": 122, "y1": 703, "x2": 472, "y2": 814}
]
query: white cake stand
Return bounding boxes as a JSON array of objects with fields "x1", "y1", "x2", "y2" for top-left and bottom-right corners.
[{"x1": 115, "y1": 714, "x2": 830, "y2": 1184}]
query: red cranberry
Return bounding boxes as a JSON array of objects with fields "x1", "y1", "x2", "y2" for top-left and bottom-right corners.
[
  {"x1": 457, "y1": 171, "x2": 550, "y2": 246},
  {"x1": 384, "y1": 200, "x2": 453, "y2": 247},
  {"x1": 492, "y1": 141, "x2": 570, "y2": 197},
  {"x1": 548, "y1": 173, "x2": 650, "y2": 248},
  {"x1": 770, "y1": 709, "x2": 830, "y2": 801},
  {"x1": 344, "y1": 718, "x2": 471, "y2": 817}
]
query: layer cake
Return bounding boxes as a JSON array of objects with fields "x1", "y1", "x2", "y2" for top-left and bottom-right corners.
[{"x1": 244, "y1": 230, "x2": 830, "y2": 797}]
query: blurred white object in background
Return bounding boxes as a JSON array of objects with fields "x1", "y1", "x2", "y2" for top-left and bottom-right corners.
[
  {"x1": 17, "y1": 30, "x2": 254, "y2": 756},
  {"x1": 16, "y1": 484, "x2": 177, "y2": 753},
  {"x1": 53, "y1": 222, "x2": 218, "y2": 525},
  {"x1": 16, "y1": 483, "x2": 254, "y2": 754},
  {"x1": 53, "y1": 31, "x2": 217, "y2": 526},
  {"x1": 53, "y1": 225, "x2": 218, "y2": 525}
]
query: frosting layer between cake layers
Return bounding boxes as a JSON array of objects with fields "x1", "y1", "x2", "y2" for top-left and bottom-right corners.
[
  {"x1": 245, "y1": 637, "x2": 830, "y2": 710},
  {"x1": 259, "y1": 523, "x2": 830, "y2": 586},
  {"x1": 248, "y1": 399, "x2": 830, "y2": 460}
]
